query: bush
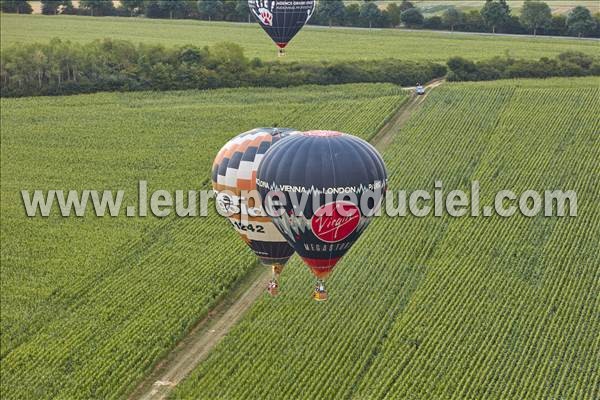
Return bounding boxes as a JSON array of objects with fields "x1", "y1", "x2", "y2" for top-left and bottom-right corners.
[
  {"x1": 400, "y1": 8, "x2": 424, "y2": 28},
  {"x1": 558, "y1": 51, "x2": 594, "y2": 69},
  {"x1": 424, "y1": 16, "x2": 444, "y2": 30},
  {"x1": 1, "y1": 0, "x2": 33, "y2": 14},
  {"x1": 447, "y1": 57, "x2": 479, "y2": 81}
]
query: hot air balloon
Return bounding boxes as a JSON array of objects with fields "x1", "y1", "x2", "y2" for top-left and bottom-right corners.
[
  {"x1": 256, "y1": 131, "x2": 387, "y2": 301},
  {"x1": 249, "y1": 0, "x2": 316, "y2": 56},
  {"x1": 212, "y1": 128, "x2": 299, "y2": 296}
]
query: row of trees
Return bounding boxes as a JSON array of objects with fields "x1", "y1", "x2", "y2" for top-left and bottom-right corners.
[
  {"x1": 0, "y1": 39, "x2": 446, "y2": 97},
  {"x1": 1, "y1": 0, "x2": 253, "y2": 20},
  {"x1": 2, "y1": 1, "x2": 599, "y2": 38},
  {"x1": 314, "y1": 0, "x2": 599, "y2": 37}
]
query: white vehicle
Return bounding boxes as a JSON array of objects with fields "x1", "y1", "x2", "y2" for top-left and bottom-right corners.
[{"x1": 416, "y1": 85, "x2": 425, "y2": 95}]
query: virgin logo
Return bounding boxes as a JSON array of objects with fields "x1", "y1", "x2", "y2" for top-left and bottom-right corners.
[{"x1": 311, "y1": 201, "x2": 360, "y2": 243}]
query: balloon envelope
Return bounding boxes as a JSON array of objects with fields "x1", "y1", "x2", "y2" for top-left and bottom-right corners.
[
  {"x1": 212, "y1": 128, "x2": 299, "y2": 266},
  {"x1": 249, "y1": 0, "x2": 316, "y2": 48},
  {"x1": 256, "y1": 130, "x2": 387, "y2": 279}
]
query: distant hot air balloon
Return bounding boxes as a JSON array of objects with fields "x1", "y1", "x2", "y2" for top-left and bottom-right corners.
[
  {"x1": 256, "y1": 131, "x2": 388, "y2": 301},
  {"x1": 249, "y1": 0, "x2": 316, "y2": 56},
  {"x1": 212, "y1": 128, "x2": 299, "y2": 296}
]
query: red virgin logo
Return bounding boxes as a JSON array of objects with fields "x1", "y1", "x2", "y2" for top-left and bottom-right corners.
[{"x1": 311, "y1": 201, "x2": 360, "y2": 243}]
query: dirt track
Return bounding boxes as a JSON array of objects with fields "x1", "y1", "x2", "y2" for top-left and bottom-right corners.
[
  {"x1": 130, "y1": 79, "x2": 444, "y2": 400},
  {"x1": 372, "y1": 79, "x2": 445, "y2": 152},
  {"x1": 129, "y1": 265, "x2": 269, "y2": 400}
]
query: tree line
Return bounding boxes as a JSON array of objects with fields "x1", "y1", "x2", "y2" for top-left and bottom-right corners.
[
  {"x1": 0, "y1": 39, "x2": 446, "y2": 97},
  {"x1": 2, "y1": 37, "x2": 598, "y2": 98},
  {"x1": 2, "y1": 0, "x2": 599, "y2": 38}
]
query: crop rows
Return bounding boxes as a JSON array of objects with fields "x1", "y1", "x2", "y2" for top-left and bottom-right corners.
[
  {"x1": 0, "y1": 83, "x2": 406, "y2": 399},
  {"x1": 173, "y1": 77, "x2": 599, "y2": 399}
]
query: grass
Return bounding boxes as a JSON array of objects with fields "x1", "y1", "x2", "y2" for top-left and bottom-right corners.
[
  {"x1": 0, "y1": 83, "x2": 407, "y2": 399},
  {"x1": 173, "y1": 77, "x2": 600, "y2": 399},
  {"x1": 1, "y1": 14, "x2": 599, "y2": 63}
]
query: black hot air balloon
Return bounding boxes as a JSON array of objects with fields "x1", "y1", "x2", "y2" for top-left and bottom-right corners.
[
  {"x1": 212, "y1": 128, "x2": 300, "y2": 296},
  {"x1": 249, "y1": 0, "x2": 316, "y2": 55},
  {"x1": 256, "y1": 131, "x2": 387, "y2": 301}
]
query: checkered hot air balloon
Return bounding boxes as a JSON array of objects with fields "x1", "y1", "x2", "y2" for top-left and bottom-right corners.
[{"x1": 212, "y1": 128, "x2": 299, "y2": 296}]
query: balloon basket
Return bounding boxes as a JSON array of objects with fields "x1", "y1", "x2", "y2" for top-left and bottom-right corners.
[
  {"x1": 267, "y1": 279, "x2": 279, "y2": 297},
  {"x1": 277, "y1": 48, "x2": 286, "y2": 57},
  {"x1": 312, "y1": 290, "x2": 328, "y2": 302},
  {"x1": 312, "y1": 280, "x2": 328, "y2": 302},
  {"x1": 272, "y1": 264, "x2": 284, "y2": 277}
]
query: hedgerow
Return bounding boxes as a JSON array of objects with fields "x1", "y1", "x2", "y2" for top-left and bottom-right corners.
[
  {"x1": 0, "y1": 38, "x2": 445, "y2": 97},
  {"x1": 447, "y1": 51, "x2": 600, "y2": 82}
]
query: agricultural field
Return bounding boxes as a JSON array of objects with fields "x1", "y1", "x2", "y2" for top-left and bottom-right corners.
[
  {"x1": 0, "y1": 83, "x2": 406, "y2": 399},
  {"x1": 2, "y1": 14, "x2": 599, "y2": 63},
  {"x1": 173, "y1": 77, "x2": 600, "y2": 399}
]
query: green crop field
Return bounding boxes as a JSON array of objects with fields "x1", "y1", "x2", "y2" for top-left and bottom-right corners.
[
  {"x1": 2, "y1": 10, "x2": 599, "y2": 398},
  {"x1": 2, "y1": 14, "x2": 598, "y2": 63},
  {"x1": 173, "y1": 77, "x2": 600, "y2": 399},
  {"x1": 0, "y1": 83, "x2": 406, "y2": 399}
]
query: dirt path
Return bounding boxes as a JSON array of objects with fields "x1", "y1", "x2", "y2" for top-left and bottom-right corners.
[
  {"x1": 129, "y1": 265, "x2": 269, "y2": 400},
  {"x1": 372, "y1": 79, "x2": 444, "y2": 152},
  {"x1": 129, "y1": 79, "x2": 444, "y2": 400}
]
